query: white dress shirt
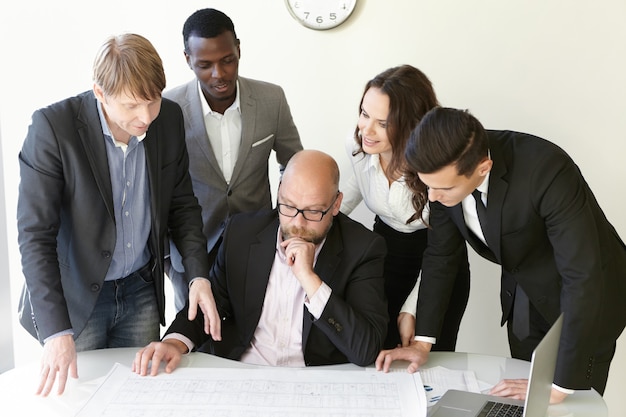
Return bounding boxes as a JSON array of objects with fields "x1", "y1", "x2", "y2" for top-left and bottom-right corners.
[
  {"x1": 165, "y1": 229, "x2": 332, "y2": 367},
  {"x1": 461, "y1": 173, "x2": 490, "y2": 245},
  {"x1": 341, "y1": 135, "x2": 429, "y2": 233},
  {"x1": 198, "y1": 80, "x2": 242, "y2": 184}
]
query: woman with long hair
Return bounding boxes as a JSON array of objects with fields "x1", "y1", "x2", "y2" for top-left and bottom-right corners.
[{"x1": 341, "y1": 65, "x2": 470, "y2": 350}]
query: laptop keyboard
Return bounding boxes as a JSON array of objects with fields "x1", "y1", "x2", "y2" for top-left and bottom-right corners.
[{"x1": 479, "y1": 401, "x2": 524, "y2": 417}]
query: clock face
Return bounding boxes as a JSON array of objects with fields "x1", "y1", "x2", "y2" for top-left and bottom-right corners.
[{"x1": 285, "y1": 0, "x2": 358, "y2": 30}]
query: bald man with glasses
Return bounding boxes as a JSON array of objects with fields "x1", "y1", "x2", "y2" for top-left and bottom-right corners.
[{"x1": 134, "y1": 150, "x2": 388, "y2": 375}]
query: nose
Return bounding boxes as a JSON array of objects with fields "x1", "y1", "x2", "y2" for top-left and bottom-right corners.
[
  {"x1": 211, "y1": 63, "x2": 224, "y2": 78},
  {"x1": 136, "y1": 106, "x2": 152, "y2": 124},
  {"x1": 361, "y1": 119, "x2": 375, "y2": 136},
  {"x1": 291, "y1": 210, "x2": 309, "y2": 226},
  {"x1": 428, "y1": 188, "x2": 440, "y2": 202}
]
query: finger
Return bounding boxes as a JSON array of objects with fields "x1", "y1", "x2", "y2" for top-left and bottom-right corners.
[
  {"x1": 137, "y1": 346, "x2": 155, "y2": 376},
  {"x1": 149, "y1": 350, "x2": 163, "y2": 376},
  {"x1": 210, "y1": 312, "x2": 222, "y2": 341},
  {"x1": 164, "y1": 353, "x2": 182, "y2": 374},
  {"x1": 375, "y1": 350, "x2": 388, "y2": 371},
  {"x1": 132, "y1": 348, "x2": 146, "y2": 374},
  {"x1": 188, "y1": 296, "x2": 198, "y2": 321},
  {"x1": 407, "y1": 362, "x2": 419, "y2": 373},
  {"x1": 382, "y1": 352, "x2": 395, "y2": 373},
  {"x1": 40, "y1": 367, "x2": 57, "y2": 397},
  {"x1": 69, "y1": 359, "x2": 79, "y2": 379},
  {"x1": 56, "y1": 368, "x2": 69, "y2": 396},
  {"x1": 130, "y1": 349, "x2": 143, "y2": 374},
  {"x1": 35, "y1": 366, "x2": 49, "y2": 396},
  {"x1": 200, "y1": 304, "x2": 212, "y2": 335}
]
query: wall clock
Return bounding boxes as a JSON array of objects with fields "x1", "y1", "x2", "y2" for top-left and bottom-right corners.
[{"x1": 285, "y1": 0, "x2": 358, "y2": 30}]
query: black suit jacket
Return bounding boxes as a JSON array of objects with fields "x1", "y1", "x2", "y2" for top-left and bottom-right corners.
[
  {"x1": 416, "y1": 130, "x2": 626, "y2": 390},
  {"x1": 166, "y1": 210, "x2": 388, "y2": 367},
  {"x1": 17, "y1": 90, "x2": 209, "y2": 342}
]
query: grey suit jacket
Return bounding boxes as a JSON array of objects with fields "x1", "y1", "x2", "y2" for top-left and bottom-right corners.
[
  {"x1": 416, "y1": 130, "x2": 626, "y2": 390},
  {"x1": 164, "y1": 77, "x2": 303, "y2": 273},
  {"x1": 17, "y1": 91, "x2": 209, "y2": 342},
  {"x1": 166, "y1": 210, "x2": 389, "y2": 367}
]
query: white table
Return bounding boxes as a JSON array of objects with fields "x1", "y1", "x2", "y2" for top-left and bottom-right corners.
[{"x1": 0, "y1": 348, "x2": 607, "y2": 416}]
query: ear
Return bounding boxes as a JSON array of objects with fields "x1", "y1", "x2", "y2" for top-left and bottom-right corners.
[
  {"x1": 93, "y1": 83, "x2": 105, "y2": 102},
  {"x1": 184, "y1": 51, "x2": 192, "y2": 69},
  {"x1": 477, "y1": 157, "x2": 493, "y2": 178},
  {"x1": 332, "y1": 192, "x2": 343, "y2": 216}
]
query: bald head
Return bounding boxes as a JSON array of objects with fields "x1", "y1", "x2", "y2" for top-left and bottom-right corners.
[
  {"x1": 278, "y1": 150, "x2": 342, "y2": 243},
  {"x1": 282, "y1": 149, "x2": 340, "y2": 192}
]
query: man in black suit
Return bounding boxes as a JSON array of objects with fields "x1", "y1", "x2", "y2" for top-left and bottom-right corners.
[
  {"x1": 133, "y1": 150, "x2": 388, "y2": 375},
  {"x1": 376, "y1": 107, "x2": 626, "y2": 404},
  {"x1": 17, "y1": 33, "x2": 221, "y2": 396}
]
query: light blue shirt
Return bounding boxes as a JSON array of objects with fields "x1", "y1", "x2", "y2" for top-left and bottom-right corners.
[{"x1": 98, "y1": 102, "x2": 151, "y2": 281}]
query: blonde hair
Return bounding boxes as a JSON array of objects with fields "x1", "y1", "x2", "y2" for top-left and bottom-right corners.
[{"x1": 92, "y1": 33, "x2": 166, "y2": 100}]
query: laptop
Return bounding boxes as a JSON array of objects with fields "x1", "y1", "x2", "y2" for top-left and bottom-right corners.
[{"x1": 429, "y1": 313, "x2": 563, "y2": 417}]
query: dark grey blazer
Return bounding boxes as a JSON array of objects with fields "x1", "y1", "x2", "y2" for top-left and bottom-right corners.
[
  {"x1": 416, "y1": 129, "x2": 626, "y2": 390},
  {"x1": 17, "y1": 90, "x2": 209, "y2": 342},
  {"x1": 166, "y1": 210, "x2": 389, "y2": 367},
  {"x1": 164, "y1": 77, "x2": 303, "y2": 273}
]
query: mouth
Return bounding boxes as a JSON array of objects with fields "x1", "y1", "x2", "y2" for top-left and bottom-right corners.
[
  {"x1": 212, "y1": 81, "x2": 230, "y2": 93},
  {"x1": 361, "y1": 136, "x2": 378, "y2": 147}
]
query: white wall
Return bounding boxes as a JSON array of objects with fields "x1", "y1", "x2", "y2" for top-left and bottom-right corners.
[
  {"x1": 0, "y1": 116, "x2": 15, "y2": 373},
  {"x1": 1, "y1": 0, "x2": 624, "y2": 414}
]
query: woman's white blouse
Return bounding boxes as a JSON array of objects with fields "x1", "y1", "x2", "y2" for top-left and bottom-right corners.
[{"x1": 340, "y1": 135, "x2": 429, "y2": 233}]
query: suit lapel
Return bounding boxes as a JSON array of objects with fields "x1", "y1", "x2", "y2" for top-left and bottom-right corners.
[
  {"x1": 182, "y1": 81, "x2": 226, "y2": 182},
  {"x1": 483, "y1": 134, "x2": 508, "y2": 262},
  {"x1": 449, "y1": 204, "x2": 498, "y2": 263},
  {"x1": 243, "y1": 216, "x2": 278, "y2": 336},
  {"x1": 76, "y1": 93, "x2": 114, "y2": 220},
  {"x1": 230, "y1": 77, "x2": 256, "y2": 186},
  {"x1": 143, "y1": 123, "x2": 159, "y2": 245}
]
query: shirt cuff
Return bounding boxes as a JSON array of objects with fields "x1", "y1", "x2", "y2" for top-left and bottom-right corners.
[
  {"x1": 414, "y1": 335, "x2": 437, "y2": 345},
  {"x1": 399, "y1": 274, "x2": 420, "y2": 316},
  {"x1": 43, "y1": 329, "x2": 74, "y2": 344},
  {"x1": 552, "y1": 383, "x2": 575, "y2": 395},
  {"x1": 162, "y1": 333, "x2": 195, "y2": 354},
  {"x1": 304, "y1": 282, "x2": 332, "y2": 319}
]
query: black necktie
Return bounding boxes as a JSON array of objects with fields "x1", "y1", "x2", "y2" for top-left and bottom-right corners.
[{"x1": 472, "y1": 189, "x2": 488, "y2": 237}]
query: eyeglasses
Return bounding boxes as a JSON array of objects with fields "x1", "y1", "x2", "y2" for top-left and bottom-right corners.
[{"x1": 277, "y1": 192, "x2": 339, "y2": 222}]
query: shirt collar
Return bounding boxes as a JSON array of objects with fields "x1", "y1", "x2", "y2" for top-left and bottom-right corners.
[
  {"x1": 97, "y1": 100, "x2": 146, "y2": 146},
  {"x1": 477, "y1": 172, "x2": 490, "y2": 195},
  {"x1": 197, "y1": 79, "x2": 241, "y2": 117}
]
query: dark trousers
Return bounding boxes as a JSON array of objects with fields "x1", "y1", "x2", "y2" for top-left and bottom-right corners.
[
  {"x1": 373, "y1": 217, "x2": 470, "y2": 350},
  {"x1": 506, "y1": 302, "x2": 615, "y2": 395}
]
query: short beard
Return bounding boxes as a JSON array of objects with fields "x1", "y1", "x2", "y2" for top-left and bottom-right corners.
[{"x1": 280, "y1": 222, "x2": 332, "y2": 245}]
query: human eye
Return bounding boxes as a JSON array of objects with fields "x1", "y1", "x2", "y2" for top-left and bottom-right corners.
[
  {"x1": 279, "y1": 204, "x2": 298, "y2": 216},
  {"x1": 303, "y1": 209, "x2": 323, "y2": 221},
  {"x1": 196, "y1": 61, "x2": 213, "y2": 70},
  {"x1": 360, "y1": 108, "x2": 369, "y2": 118}
]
